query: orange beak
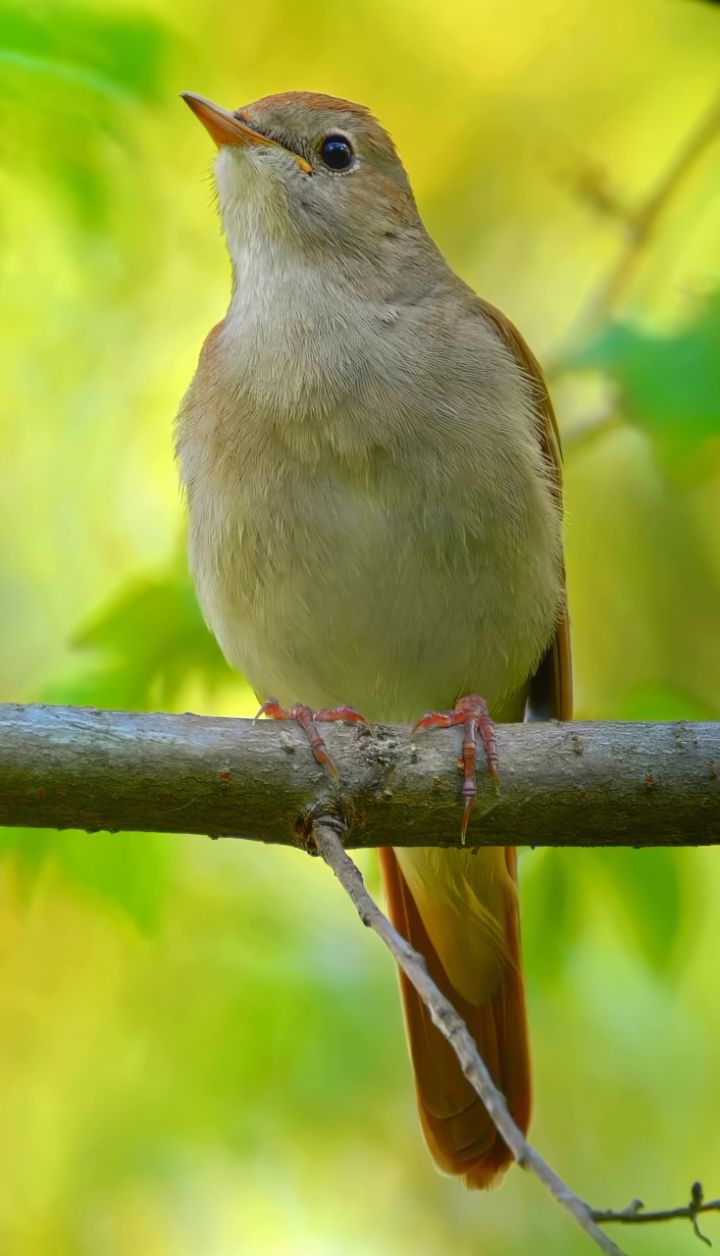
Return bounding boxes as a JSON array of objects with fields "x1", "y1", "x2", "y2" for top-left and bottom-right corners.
[{"x1": 181, "y1": 93, "x2": 311, "y2": 174}]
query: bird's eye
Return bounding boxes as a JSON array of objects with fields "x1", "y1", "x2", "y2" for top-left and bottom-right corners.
[{"x1": 319, "y1": 134, "x2": 355, "y2": 172}]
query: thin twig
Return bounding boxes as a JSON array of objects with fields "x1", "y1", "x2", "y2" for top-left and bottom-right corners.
[
  {"x1": 592, "y1": 1182, "x2": 720, "y2": 1246},
  {"x1": 314, "y1": 821, "x2": 720, "y2": 1250},
  {"x1": 575, "y1": 89, "x2": 720, "y2": 336},
  {"x1": 549, "y1": 90, "x2": 720, "y2": 449},
  {"x1": 312, "y1": 818, "x2": 628, "y2": 1256}
]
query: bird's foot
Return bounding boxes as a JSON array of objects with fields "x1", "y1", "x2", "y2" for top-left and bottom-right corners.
[
  {"x1": 256, "y1": 699, "x2": 369, "y2": 779},
  {"x1": 412, "y1": 694, "x2": 499, "y2": 841}
]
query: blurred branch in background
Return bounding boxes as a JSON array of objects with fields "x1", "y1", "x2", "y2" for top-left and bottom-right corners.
[
  {"x1": 552, "y1": 88, "x2": 720, "y2": 453},
  {"x1": 1, "y1": 703, "x2": 718, "y2": 847},
  {"x1": 572, "y1": 89, "x2": 720, "y2": 333},
  {"x1": 316, "y1": 822, "x2": 720, "y2": 1254}
]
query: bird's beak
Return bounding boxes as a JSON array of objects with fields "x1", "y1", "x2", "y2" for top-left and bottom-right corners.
[{"x1": 181, "y1": 93, "x2": 312, "y2": 175}]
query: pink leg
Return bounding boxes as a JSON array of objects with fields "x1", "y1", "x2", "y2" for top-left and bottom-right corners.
[
  {"x1": 256, "y1": 699, "x2": 369, "y2": 778},
  {"x1": 413, "y1": 694, "x2": 499, "y2": 841}
]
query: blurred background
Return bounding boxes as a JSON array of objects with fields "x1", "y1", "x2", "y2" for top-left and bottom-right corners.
[{"x1": 1, "y1": 0, "x2": 720, "y2": 1252}]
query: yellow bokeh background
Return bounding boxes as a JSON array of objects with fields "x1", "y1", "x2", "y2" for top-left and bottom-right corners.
[{"x1": 1, "y1": 1, "x2": 720, "y2": 1252}]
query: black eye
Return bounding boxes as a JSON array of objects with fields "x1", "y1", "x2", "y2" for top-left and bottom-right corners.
[{"x1": 319, "y1": 134, "x2": 355, "y2": 171}]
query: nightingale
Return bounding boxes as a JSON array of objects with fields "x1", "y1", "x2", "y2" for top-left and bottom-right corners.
[{"x1": 176, "y1": 90, "x2": 572, "y2": 1189}]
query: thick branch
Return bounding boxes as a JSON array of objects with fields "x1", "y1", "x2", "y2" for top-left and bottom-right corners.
[{"x1": 0, "y1": 704, "x2": 718, "y2": 846}]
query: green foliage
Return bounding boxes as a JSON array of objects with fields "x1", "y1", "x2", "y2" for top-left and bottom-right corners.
[
  {"x1": 589, "y1": 847, "x2": 684, "y2": 970},
  {"x1": 567, "y1": 292, "x2": 720, "y2": 458},
  {"x1": 0, "y1": 3, "x2": 171, "y2": 225},
  {"x1": 524, "y1": 844, "x2": 685, "y2": 984},
  {"x1": 611, "y1": 682, "x2": 720, "y2": 722},
  {"x1": 522, "y1": 851, "x2": 584, "y2": 985},
  {"x1": 0, "y1": 4, "x2": 167, "y2": 101},
  {"x1": 67, "y1": 563, "x2": 230, "y2": 710}
]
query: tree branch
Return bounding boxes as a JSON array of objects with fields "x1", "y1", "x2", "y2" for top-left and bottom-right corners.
[
  {"x1": 578, "y1": 89, "x2": 720, "y2": 329},
  {"x1": 547, "y1": 87, "x2": 720, "y2": 449},
  {"x1": 3, "y1": 699, "x2": 717, "y2": 1248},
  {"x1": 551, "y1": 87, "x2": 720, "y2": 358},
  {"x1": 591, "y1": 1182, "x2": 720, "y2": 1246},
  {"x1": 0, "y1": 703, "x2": 718, "y2": 847},
  {"x1": 314, "y1": 820, "x2": 719, "y2": 1253},
  {"x1": 313, "y1": 819, "x2": 628, "y2": 1255}
]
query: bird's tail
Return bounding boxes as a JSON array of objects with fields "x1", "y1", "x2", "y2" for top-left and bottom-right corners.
[{"x1": 378, "y1": 844, "x2": 530, "y2": 1188}]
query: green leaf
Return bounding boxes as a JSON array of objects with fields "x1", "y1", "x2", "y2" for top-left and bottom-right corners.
[
  {"x1": 567, "y1": 292, "x2": 720, "y2": 455},
  {"x1": 0, "y1": 6, "x2": 168, "y2": 102},
  {"x1": 52, "y1": 829, "x2": 170, "y2": 931},
  {"x1": 0, "y1": 826, "x2": 169, "y2": 930},
  {"x1": 62, "y1": 562, "x2": 232, "y2": 711},
  {"x1": 521, "y1": 850, "x2": 584, "y2": 985},
  {"x1": 590, "y1": 846, "x2": 685, "y2": 972},
  {"x1": 523, "y1": 840, "x2": 687, "y2": 980},
  {"x1": 0, "y1": 5, "x2": 172, "y2": 228},
  {"x1": 3, "y1": 562, "x2": 239, "y2": 919}
]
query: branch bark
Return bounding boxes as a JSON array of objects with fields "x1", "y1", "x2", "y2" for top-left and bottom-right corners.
[{"x1": 0, "y1": 703, "x2": 718, "y2": 846}]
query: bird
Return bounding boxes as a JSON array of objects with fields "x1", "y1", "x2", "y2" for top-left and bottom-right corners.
[{"x1": 176, "y1": 90, "x2": 572, "y2": 1189}]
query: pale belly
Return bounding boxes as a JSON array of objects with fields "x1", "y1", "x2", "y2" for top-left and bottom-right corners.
[{"x1": 188, "y1": 459, "x2": 562, "y2": 724}]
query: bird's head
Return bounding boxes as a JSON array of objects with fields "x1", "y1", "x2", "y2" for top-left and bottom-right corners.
[{"x1": 182, "y1": 90, "x2": 426, "y2": 268}]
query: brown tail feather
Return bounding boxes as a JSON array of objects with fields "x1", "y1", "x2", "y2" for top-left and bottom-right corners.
[{"x1": 378, "y1": 844, "x2": 530, "y2": 1188}]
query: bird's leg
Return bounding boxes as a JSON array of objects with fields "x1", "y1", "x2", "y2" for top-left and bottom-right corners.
[
  {"x1": 413, "y1": 694, "x2": 499, "y2": 841},
  {"x1": 256, "y1": 699, "x2": 369, "y2": 778}
]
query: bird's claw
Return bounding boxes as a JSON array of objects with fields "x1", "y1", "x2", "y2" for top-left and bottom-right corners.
[
  {"x1": 256, "y1": 698, "x2": 369, "y2": 778},
  {"x1": 413, "y1": 694, "x2": 499, "y2": 841}
]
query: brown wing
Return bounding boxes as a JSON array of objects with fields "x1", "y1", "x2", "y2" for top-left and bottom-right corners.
[{"x1": 477, "y1": 298, "x2": 573, "y2": 721}]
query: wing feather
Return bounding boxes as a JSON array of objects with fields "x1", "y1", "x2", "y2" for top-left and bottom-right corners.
[{"x1": 477, "y1": 298, "x2": 572, "y2": 720}]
